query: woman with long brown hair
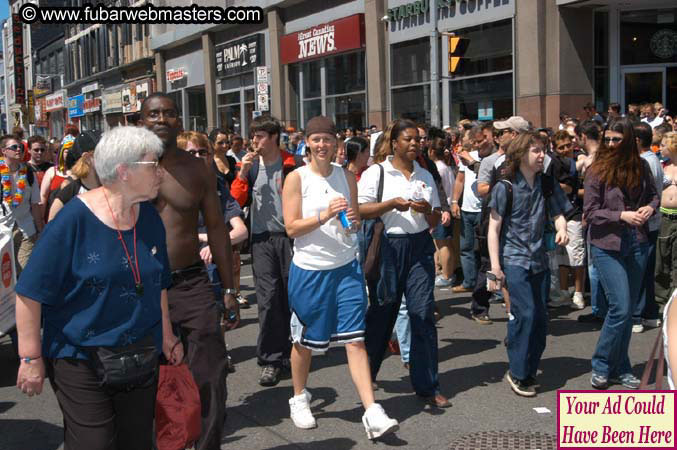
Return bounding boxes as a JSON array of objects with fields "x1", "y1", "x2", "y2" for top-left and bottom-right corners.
[{"x1": 584, "y1": 117, "x2": 659, "y2": 390}]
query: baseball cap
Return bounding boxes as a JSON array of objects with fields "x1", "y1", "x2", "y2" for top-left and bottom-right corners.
[{"x1": 493, "y1": 116, "x2": 530, "y2": 132}]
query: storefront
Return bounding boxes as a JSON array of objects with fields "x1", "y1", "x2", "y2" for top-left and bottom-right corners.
[
  {"x1": 122, "y1": 78, "x2": 154, "y2": 125},
  {"x1": 214, "y1": 32, "x2": 265, "y2": 136},
  {"x1": 387, "y1": 0, "x2": 514, "y2": 124},
  {"x1": 67, "y1": 94, "x2": 85, "y2": 129},
  {"x1": 45, "y1": 90, "x2": 66, "y2": 139},
  {"x1": 281, "y1": 14, "x2": 367, "y2": 131},
  {"x1": 590, "y1": 4, "x2": 677, "y2": 114},
  {"x1": 80, "y1": 82, "x2": 103, "y2": 131},
  {"x1": 102, "y1": 85, "x2": 124, "y2": 129},
  {"x1": 165, "y1": 41, "x2": 207, "y2": 132}
]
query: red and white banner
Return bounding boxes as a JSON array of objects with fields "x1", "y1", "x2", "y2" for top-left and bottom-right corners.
[
  {"x1": 0, "y1": 227, "x2": 17, "y2": 335},
  {"x1": 280, "y1": 14, "x2": 365, "y2": 65}
]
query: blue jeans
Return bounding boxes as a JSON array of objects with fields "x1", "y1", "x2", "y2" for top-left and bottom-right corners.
[
  {"x1": 588, "y1": 262, "x2": 608, "y2": 317},
  {"x1": 365, "y1": 231, "x2": 439, "y2": 397},
  {"x1": 590, "y1": 231, "x2": 648, "y2": 377},
  {"x1": 394, "y1": 295, "x2": 410, "y2": 363},
  {"x1": 634, "y1": 229, "x2": 659, "y2": 323},
  {"x1": 504, "y1": 265, "x2": 550, "y2": 380},
  {"x1": 460, "y1": 211, "x2": 481, "y2": 288}
]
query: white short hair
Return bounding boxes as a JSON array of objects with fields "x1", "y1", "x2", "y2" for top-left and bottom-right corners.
[{"x1": 94, "y1": 126, "x2": 163, "y2": 184}]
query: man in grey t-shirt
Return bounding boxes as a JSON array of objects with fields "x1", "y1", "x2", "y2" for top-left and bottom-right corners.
[
  {"x1": 231, "y1": 117, "x2": 303, "y2": 387},
  {"x1": 251, "y1": 158, "x2": 286, "y2": 235}
]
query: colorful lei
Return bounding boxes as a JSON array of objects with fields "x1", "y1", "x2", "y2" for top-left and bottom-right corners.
[{"x1": 0, "y1": 158, "x2": 28, "y2": 209}]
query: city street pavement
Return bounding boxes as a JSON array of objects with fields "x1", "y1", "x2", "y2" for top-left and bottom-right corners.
[{"x1": 0, "y1": 256, "x2": 663, "y2": 450}]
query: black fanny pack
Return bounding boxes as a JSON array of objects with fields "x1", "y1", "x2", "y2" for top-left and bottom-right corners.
[{"x1": 85, "y1": 335, "x2": 159, "y2": 392}]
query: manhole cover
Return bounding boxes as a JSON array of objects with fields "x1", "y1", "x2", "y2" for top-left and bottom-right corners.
[{"x1": 450, "y1": 430, "x2": 557, "y2": 450}]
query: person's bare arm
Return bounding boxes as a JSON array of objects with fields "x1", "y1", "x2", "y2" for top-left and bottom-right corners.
[
  {"x1": 451, "y1": 172, "x2": 465, "y2": 218},
  {"x1": 15, "y1": 294, "x2": 45, "y2": 396},
  {"x1": 228, "y1": 216, "x2": 248, "y2": 245},
  {"x1": 359, "y1": 197, "x2": 410, "y2": 219},
  {"x1": 200, "y1": 163, "x2": 238, "y2": 329},
  {"x1": 40, "y1": 167, "x2": 54, "y2": 207},
  {"x1": 477, "y1": 181, "x2": 490, "y2": 198},
  {"x1": 487, "y1": 209, "x2": 504, "y2": 292}
]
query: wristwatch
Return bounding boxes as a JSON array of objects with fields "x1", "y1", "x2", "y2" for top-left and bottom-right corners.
[{"x1": 222, "y1": 288, "x2": 238, "y2": 296}]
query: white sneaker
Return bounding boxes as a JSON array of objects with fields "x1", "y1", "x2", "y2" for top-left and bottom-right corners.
[
  {"x1": 362, "y1": 403, "x2": 399, "y2": 440},
  {"x1": 572, "y1": 292, "x2": 585, "y2": 310},
  {"x1": 632, "y1": 324, "x2": 644, "y2": 333},
  {"x1": 289, "y1": 389, "x2": 316, "y2": 429}
]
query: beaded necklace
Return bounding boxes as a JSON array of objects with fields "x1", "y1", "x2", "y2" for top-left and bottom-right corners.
[{"x1": 0, "y1": 158, "x2": 28, "y2": 209}]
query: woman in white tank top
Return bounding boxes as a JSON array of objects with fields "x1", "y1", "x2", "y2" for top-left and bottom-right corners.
[{"x1": 281, "y1": 116, "x2": 398, "y2": 440}]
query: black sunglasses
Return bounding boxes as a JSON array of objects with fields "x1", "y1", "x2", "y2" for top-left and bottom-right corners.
[
  {"x1": 603, "y1": 137, "x2": 623, "y2": 144},
  {"x1": 4, "y1": 144, "x2": 22, "y2": 152}
]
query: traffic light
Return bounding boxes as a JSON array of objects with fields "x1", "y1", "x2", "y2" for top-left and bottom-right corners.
[{"x1": 448, "y1": 36, "x2": 469, "y2": 75}]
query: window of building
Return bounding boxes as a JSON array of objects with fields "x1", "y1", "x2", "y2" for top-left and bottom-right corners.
[
  {"x1": 218, "y1": 73, "x2": 256, "y2": 136},
  {"x1": 446, "y1": 18, "x2": 514, "y2": 123},
  {"x1": 391, "y1": 38, "x2": 430, "y2": 86},
  {"x1": 289, "y1": 50, "x2": 367, "y2": 131},
  {"x1": 620, "y1": 9, "x2": 677, "y2": 66}
]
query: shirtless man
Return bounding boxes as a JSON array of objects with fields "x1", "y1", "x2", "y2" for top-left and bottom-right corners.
[
  {"x1": 656, "y1": 131, "x2": 677, "y2": 306},
  {"x1": 140, "y1": 93, "x2": 238, "y2": 450}
]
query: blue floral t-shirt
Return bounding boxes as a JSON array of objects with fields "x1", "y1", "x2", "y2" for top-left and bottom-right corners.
[{"x1": 16, "y1": 198, "x2": 171, "y2": 360}]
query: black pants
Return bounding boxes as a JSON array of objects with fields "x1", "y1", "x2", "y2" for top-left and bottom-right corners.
[
  {"x1": 471, "y1": 256, "x2": 492, "y2": 315},
  {"x1": 251, "y1": 232, "x2": 293, "y2": 367},
  {"x1": 365, "y1": 231, "x2": 440, "y2": 397},
  {"x1": 168, "y1": 267, "x2": 227, "y2": 450},
  {"x1": 47, "y1": 358, "x2": 157, "y2": 450}
]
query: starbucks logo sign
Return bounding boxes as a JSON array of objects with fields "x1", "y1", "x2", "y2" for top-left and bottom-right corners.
[{"x1": 650, "y1": 29, "x2": 677, "y2": 59}]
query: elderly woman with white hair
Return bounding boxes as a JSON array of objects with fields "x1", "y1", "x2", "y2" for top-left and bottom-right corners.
[{"x1": 14, "y1": 126, "x2": 184, "y2": 450}]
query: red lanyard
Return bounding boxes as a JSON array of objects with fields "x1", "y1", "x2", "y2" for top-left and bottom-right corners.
[{"x1": 103, "y1": 189, "x2": 143, "y2": 296}]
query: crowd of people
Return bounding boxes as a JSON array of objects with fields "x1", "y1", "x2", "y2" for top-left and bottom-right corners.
[{"x1": 4, "y1": 95, "x2": 677, "y2": 448}]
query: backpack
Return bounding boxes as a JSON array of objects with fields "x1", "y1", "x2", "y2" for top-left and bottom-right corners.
[
  {"x1": 475, "y1": 160, "x2": 554, "y2": 258},
  {"x1": 1, "y1": 167, "x2": 34, "y2": 215}
]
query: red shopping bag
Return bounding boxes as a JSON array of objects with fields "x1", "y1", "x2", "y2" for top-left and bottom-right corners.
[{"x1": 156, "y1": 364, "x2": 202, "y2": 450}]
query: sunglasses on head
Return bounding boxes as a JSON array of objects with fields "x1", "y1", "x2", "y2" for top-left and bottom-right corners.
[
  {"x1": 603, "y1": 137, "x2": 623, "y2": 144},
  {"x1": 188, "y1": 148, "x2": 209, "y2": 157}
]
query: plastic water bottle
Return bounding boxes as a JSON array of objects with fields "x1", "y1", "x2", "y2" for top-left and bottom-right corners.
[{"x1": 338, "y1": 210, "x2": 358, "y2": 234}]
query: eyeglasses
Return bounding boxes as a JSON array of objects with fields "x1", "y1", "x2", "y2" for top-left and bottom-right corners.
[
  {"x1": 4, "y1": 144, "x2": 22, "y2": 152},
  {"x1": 603, "y1": 137, "x2": 623, "y2": 144},
  {"x1": 187, "y1": 149, "x2": 209, "y2": 157},
  {"x1": 31, "y1": 147, "x2": 47, "y2": 153},
  {"x1": 132, "y1": 160, "x2": 160, "y2": 169}
]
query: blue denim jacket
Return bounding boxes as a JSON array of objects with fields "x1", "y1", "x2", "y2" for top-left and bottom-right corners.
[{"x1": 489, "y1": 171, "x2": 571, "y2": 273}]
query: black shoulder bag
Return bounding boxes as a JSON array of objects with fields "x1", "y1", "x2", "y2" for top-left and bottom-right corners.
[{"x1": 85, "y1": 334, "x2": 159, "y2": 392}]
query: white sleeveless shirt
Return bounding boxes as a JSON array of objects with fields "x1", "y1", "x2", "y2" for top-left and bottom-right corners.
[{"x1": 292, "y1": 164, "x2": 357, "y2": 270}]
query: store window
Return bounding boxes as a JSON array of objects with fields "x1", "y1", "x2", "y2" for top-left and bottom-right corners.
[
  {"x1": 289, "y1": 50, "x2": 367, "y2": 131},
  {"x1": 392, "y1": 85, "x2": 431, "y2": 124},
  {"x1": 218, "y1": 88, "x2": 255, "y2": 136},
  {"x1": 187, "y1": 88, "x2": 207, "y2": 132},
  {"x1": 391, "y1": 38, "x2": 430, "y2": 86},
  {"x1": 450, "y1": 73, "x2": 512, "y2": 122},
  {"x1": 446, "y1": 19, "x2": 514, "y2": 123},
  {"x1": 620, "y1": 9, "x2": 677, "y2": 66}
]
